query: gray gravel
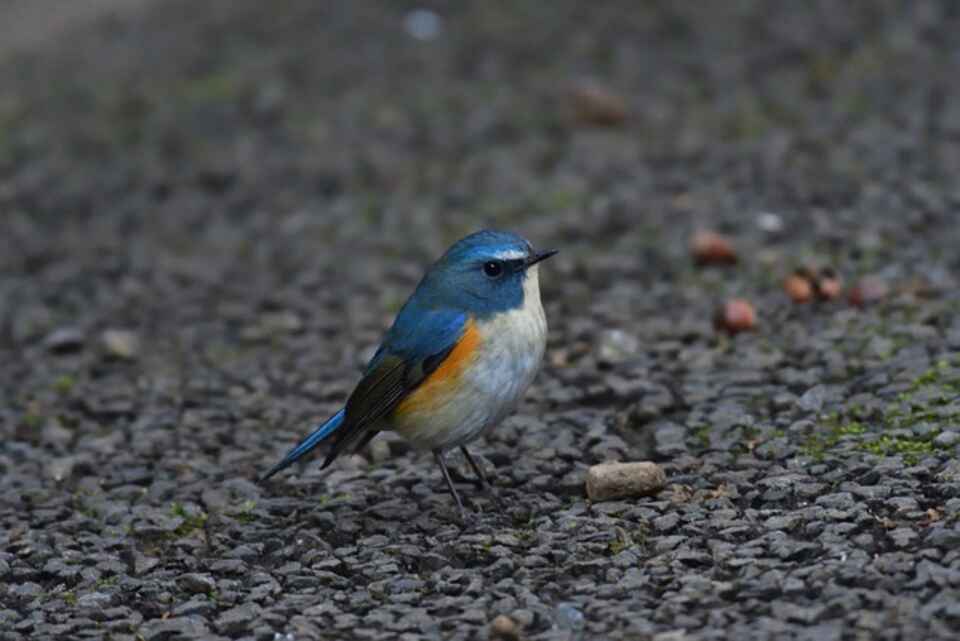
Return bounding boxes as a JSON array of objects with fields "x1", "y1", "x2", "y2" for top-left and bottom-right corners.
[{"x1": 3, "y1": 1, "x2": 960, "y2": 640}]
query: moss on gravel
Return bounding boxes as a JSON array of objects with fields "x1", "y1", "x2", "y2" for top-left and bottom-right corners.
[{"x1": 803, "y1": 362, "x2": 960, "y2": 463}]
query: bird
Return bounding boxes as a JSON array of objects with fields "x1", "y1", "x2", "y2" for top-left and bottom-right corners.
[{"x1": 259, "y1": 230, "x2": 556, "y2": 519}]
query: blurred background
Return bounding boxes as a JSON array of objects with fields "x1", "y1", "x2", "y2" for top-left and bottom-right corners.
[
  {"x1": 1, "y1": 0, "x2": 153, "y2": 52},
  {"x1": 2, "y1": 0, "x2": 959, "y2": 465},
  {"x1": 4, "y1": 1, "x2": 957, "y2": 297}
]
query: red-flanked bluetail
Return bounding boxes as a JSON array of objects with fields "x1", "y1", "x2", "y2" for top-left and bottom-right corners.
[{"x1": 259, "y1": 230, "x2": 556, "y2": 520}]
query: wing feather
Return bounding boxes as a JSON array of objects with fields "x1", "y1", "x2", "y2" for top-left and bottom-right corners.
[{"x1": 320, "y1": 306, "x2": 466, "y2": 466}]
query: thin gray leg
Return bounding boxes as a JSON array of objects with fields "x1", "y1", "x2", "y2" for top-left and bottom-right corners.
[
  {"x1": 460, "y1": 446, "x2": 489, "y2": 490},
  {"x1": 461, "y1": 446, "x2": 504, "y2": 509},
  {"x1": 434, "y1": 450, "x2": 466, "y2": 521}
]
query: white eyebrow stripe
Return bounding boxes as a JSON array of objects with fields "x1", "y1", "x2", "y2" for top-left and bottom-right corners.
[{"x1": 492, "y1": 249, "x2": 527, "y2": 260}]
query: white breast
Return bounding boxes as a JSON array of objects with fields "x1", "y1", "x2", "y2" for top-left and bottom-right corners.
[{"x1": 393, "y1": 266, "x2": 547, "y2": 451}]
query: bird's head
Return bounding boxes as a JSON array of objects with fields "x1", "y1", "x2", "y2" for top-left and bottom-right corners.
[{"x1": 418, "y1": 230, "x2": 556, "y2": 315}]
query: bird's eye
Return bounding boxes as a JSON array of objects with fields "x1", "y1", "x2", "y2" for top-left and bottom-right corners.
[{"x1": 483, "y1": 261, "x2": 504, "y2": 278}]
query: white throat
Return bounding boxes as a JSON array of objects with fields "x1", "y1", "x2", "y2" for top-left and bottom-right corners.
[{"x1": 523, "y1": 264, "x2": 542, "y2": 310}]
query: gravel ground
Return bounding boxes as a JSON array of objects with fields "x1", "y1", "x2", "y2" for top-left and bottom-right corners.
[
  {"x1": 3, "y1": 1, "x2": 960, "y2": 640},
  {"x1": 0, "y1": 0, "x2": 155, "y2": 56}
]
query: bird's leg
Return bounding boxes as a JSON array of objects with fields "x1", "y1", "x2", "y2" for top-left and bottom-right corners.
[
  {"x1": 461, "y1": 446, "x2": 504, "y2": 509},
  {"x1": 460, "y1": 446, "x2": 489, "y2": 490},
  {"x1": 433, "y1": 450, "x2": 467, "y2": 522}
]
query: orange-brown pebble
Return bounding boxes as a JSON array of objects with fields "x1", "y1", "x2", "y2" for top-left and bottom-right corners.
[
  {"x1": 715, "y1": 298, "x2": 756, "y2": 334},
  {"x1": 848, "y1": 276, "x2": 889, "y2": 307},
  {"x1": 690, "y1": 230, "x2": 738, "y2": 266},
  {"x1": 815, "y1": 268, "x2": 843, "y2": 301},
  {"x1": 784, "y1": 272, "x2": 814, "y2": 303},
  {"x1": 570, "y1": 82, "x2": 627, "y2": 126}
]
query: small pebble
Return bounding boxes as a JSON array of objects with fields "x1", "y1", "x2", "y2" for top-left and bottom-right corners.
[
  {"x1": 784, "y1": 271, "x2": 814, "y2": 303},
  {"x1": 586, "y1": 461, "x2": 666, "y2": 501},
  {"x1": 815, "y1": 268, "x2": 843, "y2": 301},
  {"x1": 260, "y1": 311, "x2": 303, "y2": 334},
  {"x1": 849, "y1": 276, "x2": 889, "y2": 307},
  {"x1": 715, "y1": 299, "x2": 756, "y2": 334},
  {"x1": 555, "y1": 603, "x2": 585, "y2": 638},
  {"x1": 101, "y1": 329, "x2": 140, "y2": 360},
  {"x1": 756, "y1": 212, "x2": 784, "y2": 234},
  {"x1": 570, "y1": 81, "x2": 627, "y2": 126},
  {"x1": 44, "y1": 327, "x2": 85, "y2": 353},
  {"x1": 934, "y1": 431, "x2": 960, "y2": 447},
  {"x1": 596, "y1": 329, "x2": 640, "y2": 364},
  {"x1": 690, "y1": 230, "x2": 737, "y2": 266},
  {"x1": 177, "y1": 573, "x2": 217, "y2": 595},
  {"x1": 368, "y1": 438, "x2": 392, "y2": 463},
  {"x1": 489, "y1": 614, "x2": 520, "y2": 641},
  {"x1": 404, "y1": 9, "x2": 442, "y2": 40}
]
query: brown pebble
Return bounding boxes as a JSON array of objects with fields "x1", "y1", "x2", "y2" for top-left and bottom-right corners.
[
  {"x1": 848, "y1": 276, "x2": 889, "y2": 307},
  {"x1": 586, "y1": 461, "x2": 667, "y2": 502},
  {"x1": 570, "y1": 82, "x2": 627, "y2": 126},
  {"x1": 815, "y1": 268, "x2": 843, "y2": 301},
  {"x1": 690, "y1": 230, "x2": 737, "y2": 266},
  {"x1": 784, "y1": 272, "x2": 814, "y2": 303},
  {"x1": 490, "y1": 614, "x2": 520, "y2": 641},
  {"x1": 714, "y1": 298, "x2": 756, "y2": 334}
]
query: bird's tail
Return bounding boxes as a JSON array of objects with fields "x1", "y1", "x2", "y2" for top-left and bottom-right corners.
[{"x1": 259, "y1": 409, "x2": 346, "y2": 482}]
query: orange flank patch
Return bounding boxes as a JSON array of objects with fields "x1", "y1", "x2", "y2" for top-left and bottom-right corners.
[{"x1": 395, "y1": 319, "x2": 482, "y2": 418}]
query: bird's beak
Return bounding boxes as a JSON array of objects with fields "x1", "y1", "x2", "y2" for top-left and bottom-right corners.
[{"x1": 525, "y1": 249, "x2": 558, "y2": 268}]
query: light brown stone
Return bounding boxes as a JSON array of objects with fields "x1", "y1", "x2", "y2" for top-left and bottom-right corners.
[
  {"x1": 489, "y1": 614, "x2": 520, "y2": 641},
  {"x1": 585, "y1": 461, "x2": 666, "y2": 502}
]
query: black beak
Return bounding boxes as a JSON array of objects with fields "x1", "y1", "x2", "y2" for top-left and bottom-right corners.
[{"x1": 525, "y1": 249, "x2": 558, "y2": 268}]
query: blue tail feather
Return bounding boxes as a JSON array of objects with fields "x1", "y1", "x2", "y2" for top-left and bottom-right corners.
[{"x1": 259, "y1": 409, "x2": 346, "y2": 481}]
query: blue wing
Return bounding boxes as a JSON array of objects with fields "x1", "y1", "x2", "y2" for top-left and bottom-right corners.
[
  {"x1": 366, "y1": 299, "x2": 467, "y2": 373},
  {"x1": 260, "y1": 300, "x2": 467, "y2": 480},
  {"x1": 320, "y1": 302, "x2": 467, "y2": 464}
]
